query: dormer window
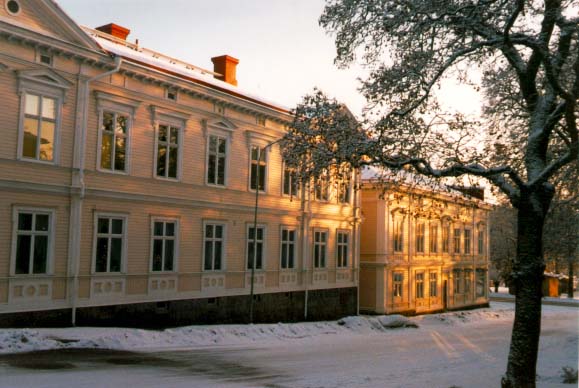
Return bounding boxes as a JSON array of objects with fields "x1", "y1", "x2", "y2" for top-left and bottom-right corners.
[
  {"x1": 165, "y1": 88, "x2": 177, "y2": 102},
  {"x1": 5, "y1": 0, "x2": 20, "y2": 15},
  {"x1": 38, "y1": 53, "x2": 52, "y2": 66}
]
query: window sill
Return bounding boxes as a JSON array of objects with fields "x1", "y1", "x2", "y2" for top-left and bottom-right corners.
[
  {"x1": 17, "y1": 157, "x2": 57, "y2": 166},
  {"x1": 96, "y1": 167, "x2": 129, "y2": 176}
]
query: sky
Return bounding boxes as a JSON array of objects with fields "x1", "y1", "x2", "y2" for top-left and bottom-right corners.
[{"x1": 57, "y1": 0, "x2": 368, "y2": 115}]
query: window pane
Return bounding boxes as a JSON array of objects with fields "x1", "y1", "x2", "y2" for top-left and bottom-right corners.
[
  {"x1": 158, "y1": 125, "x2": 167, "y2": 142},
  {"x1": 18, "y1": 213, "x2": 33, "y2": 231},
  {"x1": 258, "y1": 165, "x2": 266, "y2": 190},
  {"x1": 248, "y1": 227, "x2": 255, "y2": 240},
  {"x1": 256, "y1": 242, "x2": 263, "y2": 269},
  {"x1": 95, "y1": 237, "x2": 109, "y2": 272},
  {"x1": 207, "y1": 154, "x2": 216, "y2": 184},
  {"x1": 110, "y1": 238, "x2": 122, "y2": 272},
  {"x1": 250, "y1": 164, "x2": 258, "y2": 190},
  {"x1": 218, "y1": 138, "x2": 226, "y2": 153},
  {"x1": 209, "y1": 136, "x2": 217, "y2": 152},
  {"x1": 97, "y1": 218, "x2": 109, "y2": 234},
  {"x1": 114, "y1": 136, "x2": 125, "y2": 171},
  {"x1": 217, "y1": 156, "x2": 225, "y2": 185},
  {"x1": 170, "y1": 127, "x2": 179, "y2": 144},
  {"x1": 154, "y1": 222, "x2": 164, "y2": 236},
  {"x1": 116, "y1": 114, "x2": 127, "y2": 134},
  {"x1": 152, "y1": 239, "x2": 163, "y2": 271},
  {"x1": 169, "y1": 147, "x2": 178, "y2": 178},
  {"x1": 112, "y1": 219, "x2": 123, "y2": 234},
  {"x1": 251, "y1": 146, "x2": 258, "y2": 161},
  {"x1": 35, "y1": 214, "x2": 49, "y2": 231},
  {"x1": 281, "y1": 245, "x2": 287, "y2": 268},
  {"x1": 39, "y1": 121, "x2": 54, "y2": 161},
  {"x1": 204, "y1": 241, "x2": 213, "y2": 270},
  {"x1": 164, "y1": 240, "x2": 174, "y2": 271},
  {"x1": 102, "y1": 112, "x2": 114, "y2": 131},
  {"x1": 214, "y1": 241, "x2": 222, "y2": 270},
  {"x1": 25, "y1": 94, "x2": 39, "y2": 115},
  {"x1": 205, "y1": 224, "x2": 213, "y2": 238},
  {"x1": 100, "y1": 133, "x2": 113, "y2": 169},
  {"x1": 166, "y1": 222, "x2": 175, "y2": 237},
  {"x1": 157, "y1": 146, "x2": 166, "y2": 177},
  {"x1": 288, "y1": 244, "x2": 294, "y2": 268},
  {"x1": 23, "y1": 118, "x2": 39, "y2": 158},
  {"x1": 33, "y1": 235, "x2": 48, "y2": 273},
  {"x1": 15, "y1": 235, "x2": 31, "y2": 274},
  {"x1": 247, "y1": 243, "x2": 254, "y2": 269},
  {"x1": 41, "y1": 97, "x2": 55, "y2": 119},
  {"x1": 257, "y1": 228, "x2": 263, "y2": 240},
  {"x1": 215, "y1": 225, "x2": 223, "y2": 238}
]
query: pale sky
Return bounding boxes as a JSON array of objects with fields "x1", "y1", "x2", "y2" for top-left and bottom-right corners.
[{"x1": 57, "y1": 0, "x2": 368, "y2": 115}]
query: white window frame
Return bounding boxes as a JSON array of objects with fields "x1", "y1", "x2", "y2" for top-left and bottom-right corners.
[
  {"x1": 314, "y1": 170, "x2": 330, "y2": 202},
  {"x1": 151, "y1": 105, "x2": 189, "y2": 181},
  {"x1": 415, "y1": 221, "x2": 425, "y2": 253},
  {"x1": 203, "y1": 221, "x2": 227, "y2": 272},
  {"x1": 464, "y1": 228, "x2": 472, "y2": 255},
  {"x1": 393, "y1": 272, "x2": 403, "y2": 297},
  {"x1": 248, "y1": 144, "x2": 269, "y2": 193},
  {"x1": 454, "y1": 270, "x2": 462, "y2": 293},
  {"x1": 246, "y1": 224, "x2": 266, "y2": 271},
  {"x1": 92, "y1": 212, "x2": 128, "y2": 274},
  {"x1": 10, "y1": 207, "x2": 55, "y2": 276},
  {"x1": 429, "y1": 223, "x2": 438, "y2": 253},
  {"x1": 429, "y1": 271, "x2": 438, "y2": 297},
  {"x1": 477, "y1": 229, "x2": 485, "y2": 255},
  {"x1": 393, "y1": 216, "x2": 405, "y2": 253},
  {"x1": 416, "y1": 272, "x2": 425, "y2": 299},
  {"x1": 337, "y1": 170, "x2": 352, "y2": 204},
  {"x1": 453, "y1": 227, "x2": 462, "y2": 254},
  {"x1": 95, "y1": 92, "x2": 139, "y2": 175},
  {"x1": 280, "y1": 226, "x2": 297, "y2": 270},
  {"x1": 206, "y1": 133, "x2": 229, "y2": 187},
  {"x1": 336, "y1": 229, "x2": 350, "y2": 268},
  {"x1": 282, "y1": 163, "x2": 299, "y2": 198},
  {"x1": 313, "y1": 229, "x2": 328, "y2": 269},
  {"x1": 442, "y1": 223, "x2": 451, "y2": 253},
  {"x1": 16, "y1": 69, "x2": 71, "y2": 165},
  {"x1": 150, "y1": 218, "x2": 179, "y2": 273}
]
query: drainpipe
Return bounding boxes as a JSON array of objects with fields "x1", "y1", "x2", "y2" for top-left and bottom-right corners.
[
  {"x1": 302, "y1": 181, "x2": 310, "y2": 320},
  {"x1": 353, "y1": 170, "x2": 361, "y2": 316},
  {"x1": 70, "y1": 55, "x2": 123, "y2": 326}
]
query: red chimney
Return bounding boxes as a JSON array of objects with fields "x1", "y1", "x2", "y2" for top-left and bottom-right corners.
[
  {"x1": 96, "y1": 23, "x2": 130, "y2": 40},
  {"x1": 211, "y1": 55, "x2": 239, "y2": 86}
]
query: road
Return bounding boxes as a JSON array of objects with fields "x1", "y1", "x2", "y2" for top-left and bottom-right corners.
[{"x1": 0, "y1": 303, "x2": 576, "y2": 388}]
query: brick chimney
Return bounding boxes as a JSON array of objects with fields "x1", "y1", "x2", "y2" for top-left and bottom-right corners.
[
  {"x1": 96, "y1": 23, "x2": 130, "y2": 40},
  {"x1": 211, "y1": 55, "x2": 239, "y2": 86}
]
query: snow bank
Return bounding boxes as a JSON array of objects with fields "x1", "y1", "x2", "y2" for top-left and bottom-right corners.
[{"x1": 0, "y1": 307, "x2": 514, "y2": 355}]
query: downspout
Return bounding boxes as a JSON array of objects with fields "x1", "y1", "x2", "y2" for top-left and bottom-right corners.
[
  {"x1": 353, "y1": 170, "x2": 361, "y2": 316},
  {"x1": 70, "y1": 56, "x2": 123, "y2": 326},
  {"x1": 302, "y1": 181, "x2": 310, "y2": 320}
]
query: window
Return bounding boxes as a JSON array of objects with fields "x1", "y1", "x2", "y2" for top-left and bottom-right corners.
[
  {"x1": 313, "y1": 230, "x2": 327, "y2": 268},
  {"x1": 442, "y1": 224, "x2": 450, "y2": 253},
  {"x1": 478, "y1": 229, "x2": 485, "y2": 255},
  {"x1": 464, "y1": 229, "x2": 472, "y2": 255},
  {"x1": 454, "y1": 270, "x2": 462, "y2": 293},
  {"x1": 280, "y1": 227, "x2": 296, "y2": 269},
  {"x1": 393, "y1": 272, "x2": 403, "y2": 297},
  {"x1": 207, "y1": 135, "x2": 227, "y2": 186},
  {"x1": 314, "y1": 170, "x2": 329, "y2": 201},
  {"x1": 393, "y1": 217, "x2": 404, "y2": 252},
  {"x1": 465, "y1": 270, "x2": 472, "y2": 294},
  {"x1": 21, "y1": 93, "x2": 56, "y2": 162},
  {"x1": 165, "y1": 88, "x2": 177, "y2": 101},
  {"x1": 250, "y1": 145, "x2": 266, "y2": 191},
  {"x1": 429, "y1": 272, "x2": 438, "y2": 297},
  {"x1": 336, "y1": 231, "x2": 349, "y2": 268},
  {"x1": 416, "y1": 272, "x2": 424, "y2": 299},
  {"x1": 429, "y1": 224, "x2": 438, "y2": 253},
  {"x1": 37, "y1": 51, "x2": 53, "y2": 66},
  {"x1": 156, "y1": 124, "x2": 180, "y2": 179},
  {"x1": 283, "y1": 165, "x2": 299, "y2": 197},
  {"x1": 337, "y1": 173, "x2": 351, "y2": 204},
  {"x1": 204, "y1": 223, "x2": 224, "y2": 271},
  {"x1": 415, "y1": 222, "x2": 425, "y2": 253},
  {"x1": 151, "y1": 220, "x2": 176, "y2": 272},
  {"x1": 453, "y1": 228, "x2": 461, "y2": 254},
  {"x1": 476, "y1": 270, "x2": 487, "y2": 297},
  {"x1": 94, "y1": 215, "x2": 126, "y2": 273},
  {"x1": 6, "y1": 0, "x2": 20, "y2": 15},
  {"x1": 247, "y1": 226, "x2": 264, "y2": 270},
  {"x1": 12, "y1": 210, "x2": 52, "y2": 275},
  {"x1": 99, "y1": 111, "x2": 129, "y2": 172}
]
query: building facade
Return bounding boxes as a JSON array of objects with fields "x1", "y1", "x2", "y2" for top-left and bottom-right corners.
[
  {"x1": 0, "y1": 0, "x2": 360, "y2": 327},
  {"x1": 360, "y1": 178, "x2": 490, "y2": 315}
]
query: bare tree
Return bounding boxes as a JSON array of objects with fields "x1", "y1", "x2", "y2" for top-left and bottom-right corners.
[{"x1": 281, "y1": 1, "x2": 578, "y2": 387}]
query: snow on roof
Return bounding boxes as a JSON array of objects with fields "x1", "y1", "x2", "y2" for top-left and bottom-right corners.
[
  {"x1": 361, "y1": 166, "x2": 482, "y2": 200},
  {"x1": 82, "y1": 26, "x2": 290, "y2": 113}
]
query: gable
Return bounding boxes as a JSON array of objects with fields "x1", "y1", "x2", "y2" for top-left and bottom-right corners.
[{"x1": 0, "y1": 0, "x2": 100, "y2": 51}]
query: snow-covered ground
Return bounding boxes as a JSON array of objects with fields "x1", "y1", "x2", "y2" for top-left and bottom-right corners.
[{"x1": 0, "y1": 302, "x2": 576, "y2": 388}]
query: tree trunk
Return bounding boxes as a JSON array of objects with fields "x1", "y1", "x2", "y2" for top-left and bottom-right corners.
[
  {"x1": 494, "y1": 280, "x2": 500, "y2": 293},
  {"x1": 568, "y1": 261, "x2": 574, "y2": 299},
  {"x1": 502, "y1": 189, "x2": 550, "y2": 388}
]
